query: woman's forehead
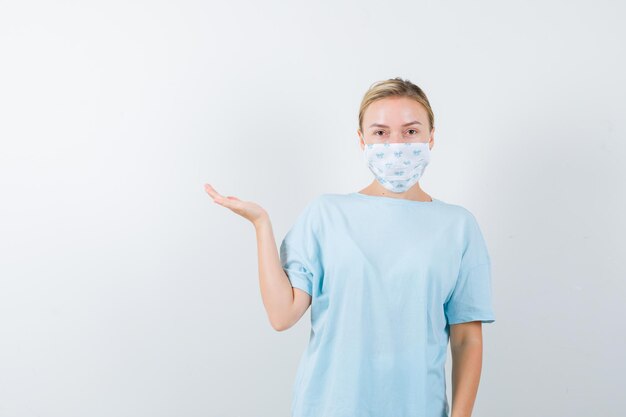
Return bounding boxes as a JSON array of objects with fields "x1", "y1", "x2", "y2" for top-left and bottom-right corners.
[{"x1": 363, "y1": 97, "x2": 428, "y2": 127}]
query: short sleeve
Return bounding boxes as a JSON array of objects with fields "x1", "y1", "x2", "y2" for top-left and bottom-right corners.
[
  {"x1": 279, "y1": 198, "x2": 323, "y2": 296},
  {"x1": 444, "y1": 211, "x2": 496, "y2": 325}
]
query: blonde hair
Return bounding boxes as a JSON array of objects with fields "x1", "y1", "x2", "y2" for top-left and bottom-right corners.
[{"x1": 358, "y1": 77, "x2": 435, "y2": 133}]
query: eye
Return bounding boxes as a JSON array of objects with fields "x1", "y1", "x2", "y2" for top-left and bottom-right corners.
[
  {"x1": 374, "y1": 130, "x2": 386, "y2": 136},
  {"x1": 407, "y1": 129, "x2": 419, "y2": 135}
]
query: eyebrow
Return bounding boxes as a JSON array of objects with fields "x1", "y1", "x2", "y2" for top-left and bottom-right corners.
[{"x1": 369, "y1": 121, "x2": 422, "y2": 128}]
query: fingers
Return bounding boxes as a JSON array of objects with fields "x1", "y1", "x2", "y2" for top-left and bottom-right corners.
[
  {"x1": 217, "y1": 196, "x2": 241, "y2": 211},
  {"x1": 204, "y1": 184, "x2": 247, "y2": 212},
  {"x1": 204, "y1": 183, "x2": 227, "y2": 204},
  {"x1": 204, "y1": 183, "x2": 221, "y2": 199}
]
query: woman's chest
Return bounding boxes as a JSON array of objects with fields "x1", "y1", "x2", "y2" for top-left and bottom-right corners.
[{"x1": 319, "y1": 222, "x2": 462, "y2": 302}]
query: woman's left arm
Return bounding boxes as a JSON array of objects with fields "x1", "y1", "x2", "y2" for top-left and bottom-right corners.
[{"x1": 449, "y1": 321, "x2": 485, "y2": 417}]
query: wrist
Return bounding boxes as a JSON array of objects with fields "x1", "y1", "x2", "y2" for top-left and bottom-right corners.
[{"x1": 253, "y1": 214, "x2": 271, "y2": 230}]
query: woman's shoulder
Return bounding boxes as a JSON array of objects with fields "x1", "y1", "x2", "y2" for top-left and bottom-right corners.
[
  {"x1": 435, "y1": 199, "x2": 486, "y2": 232},
  {"x1": 434, "y1": 198, "x2": 474, "y2": 215},
  {"x1": 303, "y1": 192, "x2": 346, "y2": 206}
]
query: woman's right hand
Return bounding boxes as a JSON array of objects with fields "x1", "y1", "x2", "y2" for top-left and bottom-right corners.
[
  {"x1": 204, "y1": 183, "x2": 309, "y2": 329},
  {"x1": 204, "y1": 183, "x2": 269, "y2": 227}
]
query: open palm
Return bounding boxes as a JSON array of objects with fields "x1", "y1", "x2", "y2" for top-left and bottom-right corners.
[{"x1": 204, "y1": 183, "x2": 268, "y2": 226}]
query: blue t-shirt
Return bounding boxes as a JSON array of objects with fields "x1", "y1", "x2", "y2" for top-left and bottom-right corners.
[{"x1": 279, "y1": 192, "x2": 496, "y2": 417}]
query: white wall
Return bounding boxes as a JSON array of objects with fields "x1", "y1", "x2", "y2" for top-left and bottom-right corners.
[{"x1": 1, "y1": 0, "x2": 624, "y2": 416}]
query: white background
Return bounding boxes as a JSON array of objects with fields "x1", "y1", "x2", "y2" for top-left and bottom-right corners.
[{"x1": 1, "y1": 0, "x2": 625, "y2": 416}]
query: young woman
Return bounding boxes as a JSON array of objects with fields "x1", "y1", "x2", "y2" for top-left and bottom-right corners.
[{"x1": 204, "y1": 77, "x2": 496, "y2": 417}]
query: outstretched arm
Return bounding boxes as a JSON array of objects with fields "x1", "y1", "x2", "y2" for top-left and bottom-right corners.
[
  {"x1": 204, "y1": 183, "x2": 310, "y2": 331},
  {"x1": 254, "y1": 218, "x2": 311, "y2": 331}
]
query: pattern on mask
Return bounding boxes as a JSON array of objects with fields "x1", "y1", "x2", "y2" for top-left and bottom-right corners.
[{"x1": 363, "y1": 142, "x2": 430, "y2": 192}]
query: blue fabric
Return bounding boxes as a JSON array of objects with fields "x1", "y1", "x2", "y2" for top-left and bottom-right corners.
[{"x1": 279, "y1": 192, "x2": 496, "y2": 417}]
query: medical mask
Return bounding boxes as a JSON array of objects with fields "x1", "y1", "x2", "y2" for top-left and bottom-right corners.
[{"x1": 362, "y1": 140, "x2": 431, "y2": 193}]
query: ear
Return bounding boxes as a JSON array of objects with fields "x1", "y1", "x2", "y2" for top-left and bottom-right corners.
[{"x1": 428, "y1": 127, "x2": 435, "y2": 150}]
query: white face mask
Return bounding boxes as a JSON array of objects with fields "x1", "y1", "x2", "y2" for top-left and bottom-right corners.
[{"x1": 362, "y1": 138, "x2": 431, "y2": 193}]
